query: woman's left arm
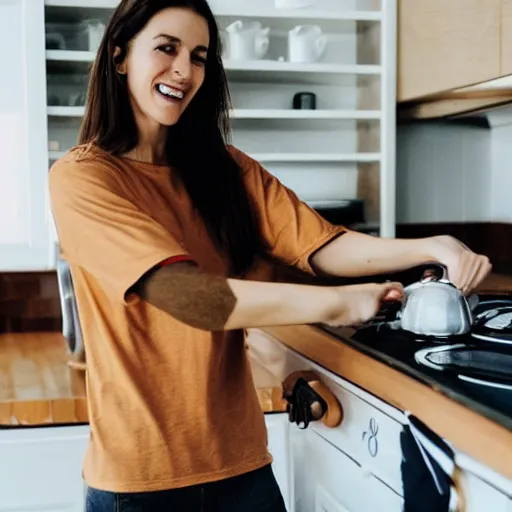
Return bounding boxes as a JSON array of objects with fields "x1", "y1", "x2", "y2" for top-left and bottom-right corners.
[
  {"x1": 311, "y1": 231, "x2": 492, "y2": 294},
  {"x1": 230, "y1": 146, "x2": 491, "y2": 294}
]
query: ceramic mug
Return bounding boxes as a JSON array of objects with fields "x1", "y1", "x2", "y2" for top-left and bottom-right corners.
[
  {"x1": 225, "y1": 20, "x2": 270, "y2": 61},
  {"x1": 288, "y1": 25, "x2": 327, "y2": 63}
]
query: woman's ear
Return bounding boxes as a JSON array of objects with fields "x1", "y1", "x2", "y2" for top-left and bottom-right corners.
[{"x1": 113, "y1": 46, "x2": 127, "y2": 74}]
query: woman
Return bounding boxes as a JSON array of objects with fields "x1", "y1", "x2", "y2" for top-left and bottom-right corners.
[{"x1": 48, "y1": 0, "x2": 491, "y2": 510}]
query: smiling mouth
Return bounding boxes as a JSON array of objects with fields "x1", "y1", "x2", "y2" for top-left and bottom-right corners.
[{"x1": 156, "y1": 83, "x2": 185, "y2": 101}]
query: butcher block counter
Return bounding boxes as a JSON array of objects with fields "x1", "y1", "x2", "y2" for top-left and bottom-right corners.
[{"x1": 0, "y1": 332, "x2": 287, "y2": 426}]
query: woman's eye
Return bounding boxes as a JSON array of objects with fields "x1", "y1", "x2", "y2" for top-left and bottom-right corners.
[
  {"x1": 192, "y1": 55, "x2": 207, "y2": 65},
  {"x1": 157, "y1": 45, "x2": 176, "y2": 54}
]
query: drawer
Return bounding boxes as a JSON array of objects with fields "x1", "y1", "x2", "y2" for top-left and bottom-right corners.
[{"x1": 297, "y1": 427, "x2": 403, "y2": 512}]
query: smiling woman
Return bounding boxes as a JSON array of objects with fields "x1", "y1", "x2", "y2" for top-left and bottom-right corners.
[
  {"x1": 77, "y1": 0, "x2": 262, "y2": 280},
  {"x1": 47, "y1": 0, "x2": 492, "y2": 511}
]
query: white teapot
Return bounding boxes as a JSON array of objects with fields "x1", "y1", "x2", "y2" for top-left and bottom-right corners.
[
  {"x1": 288, "y1": 25, "x2": 327, "y2": 63},
  {"x1": 225, "y1": 20, "x2": 270, "y2": 61}
]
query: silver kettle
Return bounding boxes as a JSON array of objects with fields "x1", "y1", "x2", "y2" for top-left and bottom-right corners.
[{"x1": 397, "y1": 264, "x2": 476, "y2": 337}]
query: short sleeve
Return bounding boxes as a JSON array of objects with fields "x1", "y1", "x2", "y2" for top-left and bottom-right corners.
[
  {"x1": 229, "y1": 146, "x2": 347, "y2": 275},
  {"x1": 48, "y1": 159, "x2": 189, "y2": 302}
]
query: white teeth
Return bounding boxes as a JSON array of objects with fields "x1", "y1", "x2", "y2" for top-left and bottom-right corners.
[{"x1": 157, "y1": 84, "x2": 184, "y2": 99}]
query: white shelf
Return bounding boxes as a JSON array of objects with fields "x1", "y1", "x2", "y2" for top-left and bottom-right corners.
[
  {"x1": 47, "y1": 150, "x2": 378, "y2": 164},
  {"x1": 233, "y1": 109, "x2": 380, "y2": 119},
  {"x1": 214, "y1": 9, "x2": 381, "y2": 21},
  {"x1": 44, "y1": 2, "x2": 382, "y2": 21},
  {"x1": 45, "y1": 51, "x2": 381, "y2": 76},
  {"x1": 49, "y1": 151, "x2": 66, "y2": 160},
  {"x1": 47, "y1": 106, "x2": 84, "y2": 116},
  {"x1": 46, "y1": 50, "x2": 94, "y2": 62},
  {"x1": 252, "y1": 153, "x2": 380, "y2": 163},
  {"x1": 225, "y1": 61, "x2": 380, "y2": 75},
  {"x1": 47, "y1": 106, "x2": 380, "y2": 120},
  {"x1": 45, "y1": 0, "x2": 118, "y2": 6}
]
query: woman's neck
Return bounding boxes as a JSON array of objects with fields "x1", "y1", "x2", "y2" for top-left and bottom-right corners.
[
  {"x1": 125, "y1": 119, "x2": 168, "y2": 165},
  {"x1": 125, "y1": 144, "x2": 167, "y2": 165}
]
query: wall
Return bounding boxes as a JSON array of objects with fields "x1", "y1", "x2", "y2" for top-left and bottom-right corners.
[
  {"x1": 0, "y1": 272, "x2": 61, "y2": 334},
  {"x1": 396, "y1": 120, "x2": 493, "y2": 223},
  {"x1": 488, "y1": 108, "x2": 512, "y2": 221},
  {"x1": 396, "y1": 108, "x2": 512, "y2": 224}
]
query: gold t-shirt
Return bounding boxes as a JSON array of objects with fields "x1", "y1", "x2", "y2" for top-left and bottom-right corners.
[{"x1": 48, "y1": 143, "x2": 345, "y2": 492}]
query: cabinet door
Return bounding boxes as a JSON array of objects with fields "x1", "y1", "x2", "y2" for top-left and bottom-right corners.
[
  {"x1": 398, "y1": 0, "x2": 501, "y2": 101},
  {"x1": 0, "y1": 0, "x2": 51, "y2": 270},
  {"x1": 0, "y1": 425, "x2": 89, "y2": 511},
  {"x1": 502, "y1": 0, "x2": 512, "y2": 76},
  {"x1": 295, "y1": 428, "x2": 403, "y2": 512}
]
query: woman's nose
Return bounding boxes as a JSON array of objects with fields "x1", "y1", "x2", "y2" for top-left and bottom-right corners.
[{"x1": 172, "y1": 51, "x2": 191, "y2": 80}]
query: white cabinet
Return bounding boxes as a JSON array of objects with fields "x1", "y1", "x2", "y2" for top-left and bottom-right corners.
[
  {"x1": 0, "y1": 0, "x2": 51, "y2": 271},
  {"x1": 0, "y1": 425, "x2": 89, "y2": 511},
  {"x1": 254, "y1": 332, "x2": 512, "y2": 511},
  {"x1": 460, "y1": 471, "x2": 511, "y2": 512},
  {"x1": 294, "y1": 426, "x2": 403, "y2": 512}
]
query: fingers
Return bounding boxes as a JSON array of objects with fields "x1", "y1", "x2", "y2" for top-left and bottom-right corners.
[
  {"x1": 380, "y1": 282, "x2": 405, "y2": 302},
  {"x1": 460, "y1": 254, "x2": 492, "y2": 294}
]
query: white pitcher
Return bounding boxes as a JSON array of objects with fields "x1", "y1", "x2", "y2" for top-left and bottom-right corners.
[
  {"x1": 288, "y1": 25, "x2": 327, "y2": 63},
  {"x1": 225, "y1": 20, "x2": 270, "y2": 61}
]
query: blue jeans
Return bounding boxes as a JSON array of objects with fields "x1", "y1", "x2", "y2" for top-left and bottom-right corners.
[{"x1": 85, "y1": 464, "x2": 287, "y2": 511}]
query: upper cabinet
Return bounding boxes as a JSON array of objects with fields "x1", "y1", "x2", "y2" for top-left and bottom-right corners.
[
  {"x1": 502, "y1": 0, "x2": 512, "y2": 75},
  {"x1": 0, "y1": 0, "x2": 52, "y2": 271},
  {"x1": 397, "y1": 0, "x2": 512, "y2": 119},
  {"x1": 398, "y1": 0, "x2": 502, "y2": 102}
]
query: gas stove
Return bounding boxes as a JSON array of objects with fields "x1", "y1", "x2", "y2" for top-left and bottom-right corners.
[{"x1": 319, "y1": 293, "x2": 512, "y2": 431}]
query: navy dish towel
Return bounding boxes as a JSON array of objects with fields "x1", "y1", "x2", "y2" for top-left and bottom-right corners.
[{"x1": 401, "y1": 412, "x2": 461, "y2": 512}]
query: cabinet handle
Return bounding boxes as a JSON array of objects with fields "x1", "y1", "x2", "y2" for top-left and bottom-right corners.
[{"x1": 282, "y1": 371, "x2": 343, "y2": 429}]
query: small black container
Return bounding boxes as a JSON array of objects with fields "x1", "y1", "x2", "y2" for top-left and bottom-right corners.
[{"x1": 293, "y1": 92, "x2": 316, "y2": 110}]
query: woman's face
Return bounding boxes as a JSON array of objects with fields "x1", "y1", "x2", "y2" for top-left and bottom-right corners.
[{"x1": 120, "y1": 7, "x2": 209, "y2": 133}]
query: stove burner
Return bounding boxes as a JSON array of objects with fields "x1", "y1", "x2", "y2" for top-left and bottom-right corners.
[
  {"x1": 471, "y1": 301, "x2": 512, "y2": 346},
  {"x1": 414, "y1": 344, "x2": 512, "y2": 390}
]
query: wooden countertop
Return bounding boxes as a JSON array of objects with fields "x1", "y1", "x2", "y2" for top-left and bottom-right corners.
[{"x1": 0, "y1": 333, "x2": 286, "y2": 427}]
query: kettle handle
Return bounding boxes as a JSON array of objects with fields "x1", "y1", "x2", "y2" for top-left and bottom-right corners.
[{"x1": 420, "y1": 262, "x2": 448, "y2": 283}]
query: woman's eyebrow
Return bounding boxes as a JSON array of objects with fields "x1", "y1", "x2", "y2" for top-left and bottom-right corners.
[{"x1": 154, "y1": 33, "x2": 208, "y2": 53}]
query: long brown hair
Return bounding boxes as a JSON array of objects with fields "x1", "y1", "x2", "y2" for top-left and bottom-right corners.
[{"x1": 79, "y1": 0, "x2": 266, "y2": 276}]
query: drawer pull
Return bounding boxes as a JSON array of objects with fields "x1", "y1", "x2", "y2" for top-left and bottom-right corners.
[{"x1": 282, "y1": 371, "x2": 343, "y2": 429}]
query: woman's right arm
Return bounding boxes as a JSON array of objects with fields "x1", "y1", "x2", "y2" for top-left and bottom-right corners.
[{"x1": 136, "y1": 262, "x2": 404, "y2": 331}]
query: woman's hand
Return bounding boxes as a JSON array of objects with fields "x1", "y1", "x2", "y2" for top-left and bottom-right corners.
[
  {"x1": 426, "y1": 235, "x2": 492, "y2": 294},
  {"x1": 324, "y1": 282, "x2": 405, "y2": 327}
]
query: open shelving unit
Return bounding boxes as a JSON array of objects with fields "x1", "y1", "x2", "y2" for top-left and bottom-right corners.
[{"x1": 44, "y1": 0, "x2": 396, "y2": 245}]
